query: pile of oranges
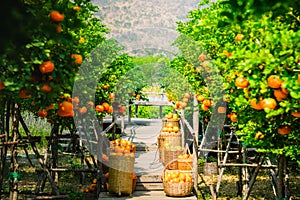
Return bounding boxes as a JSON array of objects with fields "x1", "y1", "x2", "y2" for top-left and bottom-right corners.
[
  {"x1": 81, "y1": 178, "x2": 97, "y2": 194},
  {"x1": 162, "y1": 113, "x2": 180, "y2": 133},
  {"x1": 110, "y1": 139, "x2": 136, "y2": 157},
  {"x1": 163, "y1": 170, "x2": 193, "y2": 184}
]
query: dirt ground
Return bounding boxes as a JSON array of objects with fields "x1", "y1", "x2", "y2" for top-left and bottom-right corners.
[{"x1": 1, "y1": 154, "x2": 299, "y2": 200}]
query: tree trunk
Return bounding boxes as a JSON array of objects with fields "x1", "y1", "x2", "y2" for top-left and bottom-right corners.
[{"x1": 277, "y1": 154, "x2": 285, "y2": 199}]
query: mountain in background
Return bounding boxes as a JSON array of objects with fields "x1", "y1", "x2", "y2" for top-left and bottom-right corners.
[{"x1": 92, "y1": 0, "x2": 200, "y2": 57}]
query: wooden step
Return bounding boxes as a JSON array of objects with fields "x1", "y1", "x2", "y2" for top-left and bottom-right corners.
[
  {"x1": 136, "y1": 173, "x2": 162, "y2": 182},
  {"x1": 135, "y1": 173, "x2": 163, "y2": 191},
  {"x1": 99, "y1": 190, "x2": 198, "y2": 199},
  {"x1": 135, "y1": 182, "x2": 163, "y2": 191}
]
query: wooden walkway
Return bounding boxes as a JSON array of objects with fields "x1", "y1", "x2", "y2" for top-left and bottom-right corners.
[{"x1": 98, "y1": 118, "x2": 198, "y2": 200}]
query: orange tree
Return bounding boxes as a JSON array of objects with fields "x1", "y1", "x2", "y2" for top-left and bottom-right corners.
[
  {"x1": 175, "y1": 0, "x2": 300, "y2": 198},
  {"x1": 0, "y1": 0, "x2": 113, "y2": 123}
]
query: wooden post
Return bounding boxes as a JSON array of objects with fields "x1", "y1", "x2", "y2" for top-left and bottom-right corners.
[
  {"x1": 128, "y1": 104, "x2": 132, "y2": 124},
  {"x1": 159, "y1": 106, "x2": 162, "y2": 119},
  {"x1": 216, "y1": 128, "x2": 234, "y2": 195},
  {"x1": 0, "y1": 100, "x2": 8, "y2": 194},
  {"x1": 18, "y1": 115, "x2": 59, "y2": 195},
  {"x1": 237, "y1": 143, "x2": 243, "y2": 196},
  {"x1": 193, "y1": 137, "x2": 198, "y2": 195},
  {"x1": 193, "y1": 95, "x2": 199, "y2": 146},
  {"x1": 120, "y1": 115, "x2": 125, "y2": 134},
  {"x1": 9, "y1": 103, "x2": 19, "y2": 200},
  {"x1": 243, "y1": 154, "x2": 265, "y2": 200},
  {"x1": 179, "y1": 109, "x2": 185, "y2": 147},
  {"x1": 277, "y1": 154, "x2": 285, "y2": 199},
  {"x1": 51, "y1": 124, "x2": 59, "y2": 186},
  {"x1": 134, "y1": 105, "x2": 138, "y2": 118},
  {"x1": 242, "y1": 146, "x2": 249, "y2": 194}
]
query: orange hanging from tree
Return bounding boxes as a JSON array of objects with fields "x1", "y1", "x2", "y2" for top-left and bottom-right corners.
[
  {"x1": 57, "y1": 101, "x2": 74, "y2": 117},
  {"x1": 267, "y1": 75, "x2": 282, "y2": 88},
  {"x1": 39, "y1": 61, "x2": 54, "y2": 74},
  {"x1": 50, "y1": 10, "x2": 65, "y2": 22}
]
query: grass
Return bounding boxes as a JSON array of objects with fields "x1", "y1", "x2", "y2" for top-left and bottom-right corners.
[{"x1": 1, "y1": 153, "x2": 299, "y2": 199}]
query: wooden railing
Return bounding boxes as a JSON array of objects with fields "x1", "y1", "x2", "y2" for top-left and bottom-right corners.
[{"x1": 178, "y1": 96, "x2": 199, "y2": 195}]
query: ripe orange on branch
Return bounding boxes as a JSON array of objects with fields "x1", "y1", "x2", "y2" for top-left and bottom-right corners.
[
  {"x1": 37, "y1": 109, "x2": 47, "y2": 118},
  {"x1": 235, "y1": 33, "x2": 245, "y2": 41},
  {"x1": 19, "y1": 88, "x2": 32, "y2": 99},
  {"x1": 261, "y1": 98, "x2": 277, "y2": 110},
  {"x1": 229, "y1": 113, "x2": 238, "y2": 122},
  {"x1": 50, "y1": 10, "x2": 65, "y2": 22},
  {"x1": 277, "y1": 125, "x2": 291, "y2": 135},
  {"x1": 0, "y1": 80, "x2": 5, "y2": 90},
  {"x1": 71, "y1": 54, "x2": 83, "y2": 65},
  {"x1": 267, "y1": 75, "x2": 282, "y2": 88},
  {"x1": 273, "y1": 89, "x2": 287, "y2": 101},
  {"x1": 39, "y1": 83, "x2": 52, "y2": 93},
  {"x1": 57, "y1": 101, "x2": 74, "y2": 117},
  {"x1": 196, "y1": 94, "x2": 204, "y2": 102},
  {"x1": 39, "y1": 61, "x2": 54, "y2": 74},
  {"x1": 291, "y1": 111, "x2": 300, "y2": 118},
  {"x1": 250, "y1": 98, "x2": 263, "y2": 110},
  {"x1": 73, "y1": 6, "x2": 81, "y2": 11},
  {"x1": 203, "y1": 99, "x2": 211, "y2": 107},
  {"x1": 95, "y1": 105, "x2": 104, "y2": 112},
  {"x1": 201, "y1": 103, "x2": 209, "y2": 111},
  {"x1": 235, "y1": 77, "x2": 249, "y2": 88},
  {"x1": 102, "y1": 102, "x2": 110, "y2": 111}
]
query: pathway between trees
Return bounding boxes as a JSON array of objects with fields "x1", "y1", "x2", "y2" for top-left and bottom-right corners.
[{"x1": 99, "y1": 118, "x2": 197, "y2": 199}]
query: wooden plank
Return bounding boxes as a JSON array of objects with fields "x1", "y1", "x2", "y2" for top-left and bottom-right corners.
[
  {"x1": 198, "y1": 148, "x2": 240, "y2": 153},
  {"x1": 35, "y1": 195, "x2": 68, "y2": 199},
  {"x1": 218, "y1": 163, "x2": 277, "y2": 168},
  {"x1": 135, "y1": 182, "x2": 163, "y2": 191},
  {"x1": 136, "y1": 174, "x2": 162, "y2": 183},
  {"x1": 133, "y1": 101, "x2": 173, "y2": 106}
]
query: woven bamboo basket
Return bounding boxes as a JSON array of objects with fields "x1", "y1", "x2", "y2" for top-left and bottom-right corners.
[
  {"x1": 163, "y1": 148, "x2": 184, "y2": 170},
  {"x1": 163, "y1": 181, "x2": 193, "y2": 197},
  {"x1": 157, "y1": 135, "x2": 164, "y2": 162},
  {"x1": 162, "y1": 167, "x2": 194, "y2": 197},
  {"x1": 163, "y1": 133, "x2": 182, "y2": 147},
  {"x1": 177, "y1": 147, "x2": 193, "y2": 170},
  {"x1": 108, "y1": 155, "x2": 135, "y2": 196},
  {"x1": 162, "y1": 118, "x2": 180, "y2": 128}
]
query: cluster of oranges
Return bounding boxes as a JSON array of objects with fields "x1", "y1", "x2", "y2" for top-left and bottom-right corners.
[
  {"x1": 95, "y1": 102, "x2": 113, "y2": 114},
  {"x1": 196, "y1": 92, "x2": 212, "y2": 111},
  {"x1": 110, "y1": 139, "x2": 136, "y2": 157},
  {"x1": 170, "y1": 93, "x2": 191, "y2": 110},
  {"x1": 162, "y1": 113, "x2": 180, "y2": 133},
  {"x1": 163, "y1": 170, "x2": 193, "y2": 184},
  {"x1": 81, "y1": 178, "x2": 97, "y2": 193},
  {"x1": 234, "y1": 74, "x2": 297, "y2": 135}
]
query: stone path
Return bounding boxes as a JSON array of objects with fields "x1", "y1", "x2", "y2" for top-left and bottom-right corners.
[{"x1": 98, "y1": 118, "x2": 197, "y2": 200}]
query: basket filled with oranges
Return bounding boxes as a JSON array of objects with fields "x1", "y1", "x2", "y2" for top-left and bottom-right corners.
[
  {"x1": 163, "y1": 146, "x2": 184, "y2": 170},
  {"x1": 177, "y1": 147, "x2": 193, "y2": 171},
  {"x1": 163, "y1": 168, "x2": 194, "y2": 197},
  {"x1": 108, "y1": 139, "x2": 136, "y2": 196},
  {"x1": 105, "y1": 172, "x2": 137, "y2": 194}
]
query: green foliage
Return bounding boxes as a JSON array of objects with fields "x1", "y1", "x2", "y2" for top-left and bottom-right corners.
[{"x1": 174, "y1": 0, "x2": 300, "y2": 162}]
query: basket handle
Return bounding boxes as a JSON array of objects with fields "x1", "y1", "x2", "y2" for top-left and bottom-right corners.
[
  {"x1": 162, "y1": 158, "x2": 194, "y2": 179},
  {"x1": 184, "y1": 143, "x2": 191, "y2": 155}
]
